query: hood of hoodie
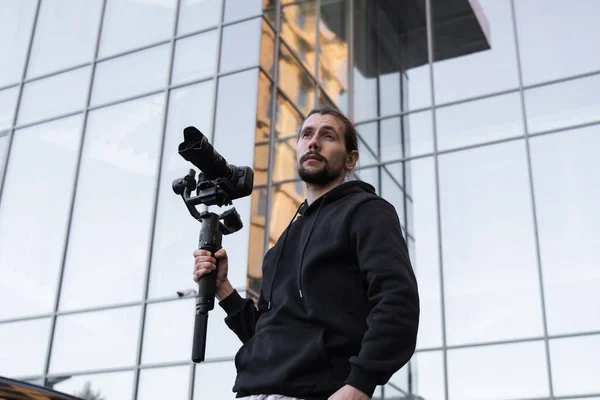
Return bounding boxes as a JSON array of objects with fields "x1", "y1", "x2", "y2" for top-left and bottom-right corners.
[{"x1": 263, "y1": 180, "x2": 376, "y2": 309}]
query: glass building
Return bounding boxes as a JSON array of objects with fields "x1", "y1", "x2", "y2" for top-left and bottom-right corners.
[{"x1": 0, "y1": 0, "x2": 598, "y2": 399}]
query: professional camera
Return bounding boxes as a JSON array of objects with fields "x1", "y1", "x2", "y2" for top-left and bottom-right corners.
[{"x1": 172, "y1": 126, "x2": 254, "y2": 363}]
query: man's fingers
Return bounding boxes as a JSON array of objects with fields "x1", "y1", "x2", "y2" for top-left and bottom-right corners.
[
  {"x1": 194, "y1": 256, "x2": 216, "y2": 265},
  {"x1": 193, "y1": 249, "x2": 212, "y2": 257}
]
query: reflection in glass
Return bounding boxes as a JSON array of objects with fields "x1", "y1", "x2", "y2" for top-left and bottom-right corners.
[
  {"x1": 91, "y1": 44, "x2": 170, "y2": 106},
  {"x1": 278, "y1": 43, "x2": 316, "y2": 115},
  {"x1": 0, "y1": 318, "x2": 50, "y2": 378},
  {"x1": 178, "y1": 0, "x2": 222, "y2": 36},
  {"x1": 319, "y1": 0, "x2": 348, "y2": 111},
  {"x1": 356, "y1": 122, "x2": 378, "y2": 164},
  {"x1": 98, "y1": 0, "x2": 176, "y2": 58},
  {"x1": 435, "y1": 92, "x2": 524, "y2": 151},
  {"x1": 525, "y1": 73, "x2": 600, "y2": 134},
  {"x1": 515, "y1": 0, "x2": 600, "y2": 85},
  {"x1": 0, "y1": 0, "x2": 37, "y2": 87},
  {"x1": 274, "y1": 94, "x2": 304, "y2": 138},
  {"x1": 149, "y1": 81, "x2": 215, "y2": 299},
  {"x1": 212, "y1": 69, "x2": 260, "y2": 288},
  {"x1": 53, "y1": 370, "x2": 134, "y2": 400},
  {"x1": 412, "y1": 351, "x2": 445, "y2": 400},
  {"x1": 280, "y1": 1, "x2": 317, "y2": 77},
  {"x1": 260, "y1": 18, "x2": 276, "y2": 77},
  {"x1": 530, "y1": 126, "x2": 600, "y2": 335},
  {"x1": 0, "y1": 115, "x2": 83, "y2": 320},
  {"x1": 408, "y1": 157, "x2": 442, "y2": 350},
  {"x1": 220, "y1": 18, "x2": 262, "y2": 74},
  {"x1": 255, "y1": 72, "x2": 273, "y2": 144},
  {"x1": 17, "y1": 67, "x2": 90, "y2": 126},
  {"x1": 138, "y1": 366, "x2": 190, "y2": 399},
  {"x1": 50, "y1": 306, "x2": 141, "y2": 374},
  {"x1": 0, "y1": 86, "x2": 19, "y2": 131},
  {"x1": 352, "y1": 67, "x2": 377, "y2": 123},
  {"x1": 59, "y1": 95, "x2": 164, "y2": 311},
  {"x1": 380, "y1": 167, "x2": 405, "y2": 229},
  {"x1": 224, "y1": 0, "x2": 264, "y2": 22},
  {"x1": 27, "y1": 0, "x2": 103, "y2": 78},
  {"x1": 439, "y1": 141, "x2": 544, "y2": 345},
  {"x1": 172, "y1": 30, "x2": 218, "y2": 86},
  {"x1": 318, "y1": 88, "x2": 336, "y2": 110},
  {"x1": 194, "y1": 361, "x2": 238, "y2": 399},
  {"x1": 356, "y1": 135, "x2": 377, "y2": 167},
  {"x1": 447, "y1": 342, "x2": 549, "y2": 400},
  {"x1": 379, "y1": 72, "x2": 400, "y2": 117},
  {"x1": 273, "y1": 136, "x2": 299, "y2": 182},
  {"x1": 268, "y1": 183, "x2": 304, "y2": 247},
  {"x1": 142, "y1": 299, "x2": 194, "y2": 364},
  {"x1": 550, "y1": 335, "x2": 600, "y2": 397},
  {"x1": 248, "y1": 187, "x2": 268, "y2": 291},
  {"x1": 432, "y1": 0, "x2": 519, "y2": 104}
]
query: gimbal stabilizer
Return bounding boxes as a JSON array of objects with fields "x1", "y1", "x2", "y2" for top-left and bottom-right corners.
[{"x1": 172, "y1": 126, "x2": 254, "y2": 363}]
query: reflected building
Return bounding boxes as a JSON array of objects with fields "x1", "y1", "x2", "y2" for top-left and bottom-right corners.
[{"x1": 1, "y1": 1, "x2": 599, "y2": 399}]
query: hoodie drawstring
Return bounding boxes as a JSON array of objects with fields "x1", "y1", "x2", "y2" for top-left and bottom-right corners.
[
  {"x1": 267, "y1": 203, "x2": 303, "y2": 310},
  {"x1": 297, "y1": 197, "x2": 325, "y2": 299}
]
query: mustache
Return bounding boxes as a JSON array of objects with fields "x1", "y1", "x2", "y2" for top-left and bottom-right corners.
[{"x1": 300, "y1": 151, "x2": 326, "y2": 163}]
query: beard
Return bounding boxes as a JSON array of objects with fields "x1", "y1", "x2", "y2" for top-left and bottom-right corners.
[{"x1": 297, "y1": 153, "x2": 344, "y2": 185}]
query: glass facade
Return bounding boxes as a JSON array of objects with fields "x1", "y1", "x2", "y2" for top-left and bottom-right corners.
[{"x1": 0, "y1": 0, "x2": 599, "y2": 399}]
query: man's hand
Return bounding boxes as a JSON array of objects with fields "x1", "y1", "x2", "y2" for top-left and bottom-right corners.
[{"x1": 328, "y1": 385, "x2": 370, "y2": 400}]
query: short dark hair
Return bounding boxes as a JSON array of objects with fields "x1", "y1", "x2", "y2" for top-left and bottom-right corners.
[{"x1": 302, "y1": 106, "x2": 359, "y2": 154}]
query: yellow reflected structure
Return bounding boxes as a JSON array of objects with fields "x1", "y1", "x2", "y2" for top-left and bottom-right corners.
[{"x1": 247, "y1": 0, "x2": 350, "y2": 293}]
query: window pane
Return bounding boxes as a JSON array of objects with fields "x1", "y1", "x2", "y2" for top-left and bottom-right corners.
[
  {"x1": 356, "y1": 122, "x2": 378, "y2": 165},
  {"x1": 0, "y1": 86, "x2": 19, "y2": 131},
  {"x1": 17, "y1": 67, "x2": 90, "y2": 126},
  {"x1": 550, "y1": 335, "x2": 600, "y2": 397},
  {"x1": 409, "y1": 157, "x2": 442, "y2": 350},
  {"x1": 212, "y1": 69, "x2": 260, "y2": 288},
  {"x1": 412, "y1": 351, "x2": 445, "y2": 400},
  {"x1": 525, "y1": 73, "x2": 600, "y2": 134},
  {"x1": 142, "y1": 298, "x2": 194, "y2": 364},
  {"x1": 172, "y1": 30, "x2": 218, "y2": 86},
  {"x1": 404, "y1": 110, "x2": 434, "y2": 158},
  {"x1": 248, "y1": 188, "x2": 267, "y2": 290},
  {"x1": 448, "y1": 342, "x2": 549, "y2": 400},
  {"x1": 439, "y1": 141, "x2": 544, "y2": 345},
  {"x1": 138, "y1": 366, "x2": 190, "y2": 399},
  {"x1": 352, "y1": 67, "x2": 377, "y2": 123},
  {"x1": 194, "y1": 360, "x2": 237, "y2": 399},
  {"x1": 27, "y1": 0, "x2": 103, "y2": 78},
  {"x1": 220, "y1": 18, "x2": 262, "y2": 75},
  {"x1": 268, "y1": 182, "x2": 304, "y2": 247},
  {"x1": 0, "y1": 318, "x2": 51, "y2": 378},
  {"x1": 380, "y1": 117, "x2": 401, "y2": 162},
  {"x1": 435, "y1": 93, "x2": 524, "y2": 152},
  {"x1": 0, "y1": 115, "x2": 83, "y2": 320},
  {"x1": 149, "y1": 81, "x2": 214, "y2": 299},
  {"x1": 49, "y1": 306, "x2": 141, "y2": 374},
  {"x1": 260, "y1": 18, "x2": 276, "y2": 78},
  {"x1": 405, "y1": 66, "x2": 432, "y2": 112},
  {"x1": 355, "y1": 166, "x2": 378, "y2": 194},
  {"x1": 515, "y1": 0, "x2": 600, "y2": 85},
  {"x1": 356, "y1": 134, "x2": 377, "y2": 167},
  {"x1": 224, "y1": 0, "x2": 263, "y2": 22},
  {"x1": 53, "y1": 370, "x2": 134, "y2": 400},
  {"x1": 274, "y1": 94, "x2": 303, "y2": 138},
  {"x1": 0, "y1": 133, "x2": 7, "y2": 182},
  {"x1": 380, "y1": 167, "x2": 405, "y2": 229},
  {"x1": 91, "y1": 44, "x2": 170, "y2": 106},
  {"x1": 0, "y1": 0, "x2": 36, "y2": 87},
  {"x1": 432, "y1": 0, "x2": 519, "y2": 104},
  {"x1": 98, "y1": 0, "x2": 177, "y2": 58},
  {"x1": 272, "y1": 136, "x2": 299, "y2": 182},
  {"x1": 177, "y1": 0, "x2": 222, "y2": 36},
  {"x1": 530, "y1": 126, "x2": 600, "y2": 335},
  {"x1": 379, "y1": 73, "x2": 400, "y2": 117},
  {"x1": 281, "y1": 1, "x2": 317, "y2": 77},
  {"x1": 278, "y1": 43, "x2": 316, "y2": 115},
  {"x1": 59, "y1": 95, "x2": 165, "y2": 311}
]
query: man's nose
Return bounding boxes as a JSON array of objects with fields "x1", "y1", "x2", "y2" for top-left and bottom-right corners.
[{"x1": 308, "y1": 135, "x2": 320, "y2": 150}]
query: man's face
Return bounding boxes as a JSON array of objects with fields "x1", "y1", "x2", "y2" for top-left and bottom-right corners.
[{"x1": 296, "y1": 113, "x2": 348, "y2": 186}]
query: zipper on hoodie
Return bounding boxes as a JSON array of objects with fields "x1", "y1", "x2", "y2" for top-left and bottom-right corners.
[{"x1": 296, "y1": 197, "x2": 325, "y2": 301}]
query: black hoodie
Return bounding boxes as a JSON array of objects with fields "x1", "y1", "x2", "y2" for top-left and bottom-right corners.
[{"x1": 219, "y1": 181, "x2": 420, "y2": 399}]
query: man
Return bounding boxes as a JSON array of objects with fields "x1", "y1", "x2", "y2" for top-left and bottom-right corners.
[{"x1": 193, "y1": 107, "x2": 419, "y2": 400}]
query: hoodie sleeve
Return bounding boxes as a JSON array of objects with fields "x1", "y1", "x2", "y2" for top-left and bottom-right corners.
[
  {"x1": 345, "y1": 198, "x2": 420, "y2": 397},
  {"x1": 218, "y1": 249, "x2": 274, "y2": 343},
  {"x1": 218, "y1": 290, "x2": 264, "y2": 343}
]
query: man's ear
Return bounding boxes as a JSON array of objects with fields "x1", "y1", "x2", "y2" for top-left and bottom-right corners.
[{"x1": 346, "y1": 150, "x2": 359, "y2": 170}]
